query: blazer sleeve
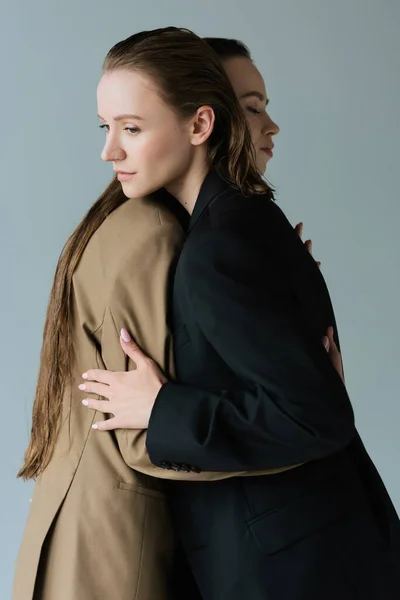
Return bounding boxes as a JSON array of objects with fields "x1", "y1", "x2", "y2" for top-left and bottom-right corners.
[
  {"x1": 100, "y1": 217, "x2": 280, "y2": 480},
  {"x1": 146, "y1": 211, "x2": 356, "y2": 472}
]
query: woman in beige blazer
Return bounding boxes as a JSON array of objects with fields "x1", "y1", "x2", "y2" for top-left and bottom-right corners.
[
  {"x1": 14, "y1": 183, "x2": 263, "y2": 600},
  {"x1": 13, "y1": 32, "x2": 320, "y2": 600}
]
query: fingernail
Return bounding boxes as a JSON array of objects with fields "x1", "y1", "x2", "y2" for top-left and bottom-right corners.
[
  {"x1": 121, "y1": 328, "x2": 132, "y2": 343},
  {"x1": 78, "y1": 384, "x2": 86, "y2": 391},
  {"x1": 323, "y1": 336, "x2": 329, "y2": 349},
  {"x1": 82, "y1": 400, "x2": 89, "y2": 406},
  {"x1": 82, "y1": 373, "x2": 88, "y2": 379},
  {"x1": 92, "y1": 424, "x2": 98, "y2": 430}
]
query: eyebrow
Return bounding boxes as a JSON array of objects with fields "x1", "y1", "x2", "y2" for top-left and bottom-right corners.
[
  {"x1": 239, "y1": 91, "x2": 269, "y2": 105},
  {"x1": 97, "y1": 113, "x2": 145, "y2": 122}
]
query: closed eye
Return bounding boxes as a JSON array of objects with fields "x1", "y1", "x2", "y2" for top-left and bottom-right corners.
[{"x1": 247, "y1": 106, "x2": 261, "y2": 116}]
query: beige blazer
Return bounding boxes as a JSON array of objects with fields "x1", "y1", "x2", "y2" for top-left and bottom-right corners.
[{"x1": 13, "y1": 195, "x2": 294, "y2": 600}]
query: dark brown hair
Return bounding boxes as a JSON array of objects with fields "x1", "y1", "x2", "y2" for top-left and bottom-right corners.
[
  {"x1": 19, "y1": 27, "x2": 272, "y2": 480},
  {"x1": 204, "y1": 37, "x2": 252, "y2": 61}
]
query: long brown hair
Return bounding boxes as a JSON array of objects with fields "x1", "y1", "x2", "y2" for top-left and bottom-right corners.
[
  {"x1": 18, "y1": 177, "x2": 126, "y2": 480},
  {"x1": 19, "y1": 27, "x2": 272, "y2": 480}
]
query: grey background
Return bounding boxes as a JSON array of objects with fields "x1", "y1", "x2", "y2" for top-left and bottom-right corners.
[{"x1": 1, "y1": 0, "x2": 399, "y2": 595}]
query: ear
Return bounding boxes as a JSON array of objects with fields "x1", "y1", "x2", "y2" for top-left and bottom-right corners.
[{"x1": 189, "y1": 106, "x2": 215, "y2": 146}]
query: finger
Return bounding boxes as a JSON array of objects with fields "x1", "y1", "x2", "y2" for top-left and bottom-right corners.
[
  {"x1": 305, "y1": 239, "x2": 313, "y2": 255},
  {"x1": 82, "y1": 398, "x2": 111, "y2": 413},
  {"x1": 327, "y1": 326, "x2": 335, "y2": 339},
  {"x1": 82, "y1": 369, "x2": 113, "y2": 385},
  {"x1": 92, "y1": 417, "x2": 120, "y2": 432},
  {"x1": 295, "y1": 222, "x2": 304, "y2": 238},
  {"x1": 79, "y1": 382, "x2": 110, "y2": 398},
  {"x1": 330, "y1": 336, "x2": 338, "y2": 351},
  {"x1": 120, "y1": 328, "x2": 146, "y2": 364},
  {"x1": 322, "y1": 336, "x2": 330, "y2": 352},
  {"x1": 327, "y1": 327, "x2": 338, "y2": 348}
]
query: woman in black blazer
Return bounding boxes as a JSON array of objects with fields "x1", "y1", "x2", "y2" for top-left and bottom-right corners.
[{"x1": 82, "y1": 27, "x2": 400, "y2": 599}]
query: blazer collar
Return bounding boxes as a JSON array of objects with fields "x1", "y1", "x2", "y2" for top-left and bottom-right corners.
[{"x1": 189, "y1": 170, "x2": 229, "y2": 232}]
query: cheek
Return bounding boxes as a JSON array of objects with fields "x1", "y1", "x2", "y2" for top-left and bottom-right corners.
[
  {"x1": 120, "y1": 128, "x2": 190, "y2": 198},
  {"x1": 129, "y1": 135, "x2": 161, "y2": 165},
  {"x1": 155, "y1": 135, "x2": 192, "y2": 181},
  {"x1": 246, "y1": 120, "x2": 261, "y2": 148},
  {"x1": 139, "y1": 130, "x2": 188, "y2": 166},
  {"x1": 245, "y1": 122, "x2": 263, "y2": 162}
]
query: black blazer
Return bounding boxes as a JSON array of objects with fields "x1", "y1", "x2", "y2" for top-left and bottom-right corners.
[{"x1": 147, "y1": 171, "x2": 400, "y2": 600}]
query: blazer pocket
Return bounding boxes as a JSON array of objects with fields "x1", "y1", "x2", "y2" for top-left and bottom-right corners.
[
  {"x1": 173, "y1": 324, "x2": 191, "y2": 350},
  {"x1": 248, "y1": 472, "x2": 363, "y2": 555},
  {"x1": 118, "y1": 481, "x2": 166, "y2": 500}
]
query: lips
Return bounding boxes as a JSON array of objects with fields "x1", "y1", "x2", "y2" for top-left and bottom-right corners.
[
  {"x1": 115, "y1": 171, "x2": 135, "y2": 182},
  {"x1": 261, "y1": 147, "x2": 273, "y2": 158}
]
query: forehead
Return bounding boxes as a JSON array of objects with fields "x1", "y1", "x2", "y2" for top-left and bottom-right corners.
[
  {"x1": 222, "y1": 56, "x2": 267, "y2": 100},
  {"x1": 97, "y1": 69, "x2": 164, "y2": 113}
]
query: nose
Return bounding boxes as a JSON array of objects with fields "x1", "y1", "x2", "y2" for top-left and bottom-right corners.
[
  {"x1": 101, "y1": 136, "x2": 126, "y2": 163},
  {"x1": 262, "y1": 112, "x2": 280, "y2": 137}
]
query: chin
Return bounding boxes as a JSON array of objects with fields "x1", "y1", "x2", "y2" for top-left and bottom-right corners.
[
  {"x1": 122, "y1": 180, "x2": 162, "y2": 200},
  {"x1": 120, "y1": 181, "x2": 145, "y2": 200},
  {"x1": 257, "y1": 162, "x2": 268, "y2": 175}
]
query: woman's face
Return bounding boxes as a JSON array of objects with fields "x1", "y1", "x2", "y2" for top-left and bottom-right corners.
[
  {"x1": 223, "y1": 56, "x2": 280, "y2": 174},
  {"x1": 97, "y1": 69, "x2": 197, "y2": 199}
]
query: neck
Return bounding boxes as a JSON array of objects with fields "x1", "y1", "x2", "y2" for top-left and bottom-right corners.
[{"x1": 166, "y1": 160, "x2": 211, "y2": 216}]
